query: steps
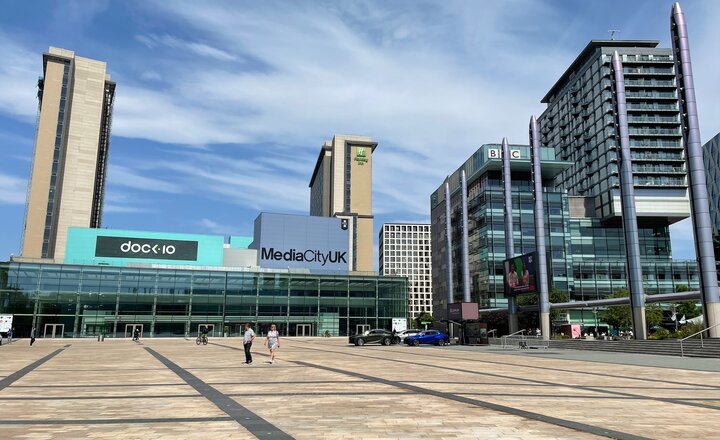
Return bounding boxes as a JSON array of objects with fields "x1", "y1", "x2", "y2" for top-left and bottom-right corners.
[{"x1": 546, "y1": 338, "x2": 720, "y2": 358}]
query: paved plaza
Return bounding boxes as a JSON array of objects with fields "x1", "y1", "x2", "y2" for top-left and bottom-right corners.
[{"x1": 0, "y1": 338, "x2": 718, "y2": 439}]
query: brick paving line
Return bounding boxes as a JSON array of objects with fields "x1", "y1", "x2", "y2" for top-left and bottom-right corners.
[
  {"x1": 209, "y1": 341, "x2": 644, "y2": 440},
  {"x1": 288, "y1": 342, "x2": 720, "y2": 412},
  {"x1": 0, "y1": 345, "x2": 70, "y2": 391},
  {"x1": 144, "y1": 346, "x2": 293, "y2": 440}
]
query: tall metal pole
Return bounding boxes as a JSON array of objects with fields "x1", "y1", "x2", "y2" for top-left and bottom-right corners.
[
  {"x1": 444, "y1": 181, "x2": 454, "y2": 306},
  {"x1": 671, "y1": 2, "x2": 720, "y2": 337},
  {"x1": 460, "y1": 170, "x2": 471, "y2": 303},
  {"x1": 530, "y1": 117, "x2": 550, "y2": 340},
  {"x1": 611, "y1": 51, "x2": 647, "y2": 340},
  {"x1": 502, "y1": 138, "x2": 519, "y2": 334},
  {"x1": 444, "y1": 181, "x2": 455, "y2": 339}
]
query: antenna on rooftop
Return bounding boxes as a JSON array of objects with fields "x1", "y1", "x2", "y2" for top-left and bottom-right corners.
[{"x1": 608, "y1": 29, "x2": 621, "y2": 40}]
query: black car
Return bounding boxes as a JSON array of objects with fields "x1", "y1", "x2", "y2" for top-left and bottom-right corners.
[{"x1": 348, "y1": 329, "x2": 398, "y2": 346}]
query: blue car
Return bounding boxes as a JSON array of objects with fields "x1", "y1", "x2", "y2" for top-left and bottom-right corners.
[{"x1": 404, "y1": 330, "x2": 449, "y2": 346}]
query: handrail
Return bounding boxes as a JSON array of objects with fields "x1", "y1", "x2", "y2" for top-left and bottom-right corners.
[
  {"x1": 680, "y1": 322, "x2": 720, "y2": 357},
  {"x1": 487, "y1": 329, "x2": 497, "y2": 338},
  {"x1": 501, "y1": 330, "x2": 526, "y2": 348}
]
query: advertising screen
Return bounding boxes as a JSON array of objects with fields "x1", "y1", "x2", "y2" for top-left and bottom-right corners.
[
  {"x1": 504, "y1": 252, "x2": 538, "y2": 295},
  {"x1": 95, "y1": 236, "x2": 199, "y2": 261},
  {"x1": 0, "y1": 315, "x2": 13, "y2": 333}
]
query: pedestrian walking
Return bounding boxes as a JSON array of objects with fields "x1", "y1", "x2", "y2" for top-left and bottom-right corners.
[
  {"x1": 133, "y1": 327, "x2": 140, "y2": 342},
  {"x1": 264, "y1": 324, "x2": 280, "y2": 364},
  {"x1": 30, "y1": 327, "x2": 36, "y2": 346},
  {"x1": 243, "y1": 323, "x2": 255, "y2": 364},
  {"x1": 8, "y1": 328, "x2": 13, "y2": 343}
]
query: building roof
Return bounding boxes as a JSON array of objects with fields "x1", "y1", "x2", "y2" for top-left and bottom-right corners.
[
  {"x1": 541, "y1": 40, "x2": 660, "y2": 104},
  {"x1": 308, "y1": 135, "x2": 378, "y2": 187}
]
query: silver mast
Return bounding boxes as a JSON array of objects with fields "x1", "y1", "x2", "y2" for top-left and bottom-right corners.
[
  {"x1": 460, "y1": 170, "x2": 471, "y2": 303},
  {"x1": 502, "y1": 138, "x2": 518, "y2": 334},
  {"x1": 671, "y1": 2, "x2": 720, "y2": 337},
  {"x1": 611, "y1": 51, "x2": 647, "y2": 339},
  {"x1": 530, "y1": 117, "x2": 550, "y2": 340}
]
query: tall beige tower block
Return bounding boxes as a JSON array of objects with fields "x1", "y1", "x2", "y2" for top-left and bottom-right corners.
[
  {"x1": 309, "y1": 135, "x2": 377, "y2": 273},
  {"x1": 21, "y1": 47, "x2": 116, "y2": 260}
]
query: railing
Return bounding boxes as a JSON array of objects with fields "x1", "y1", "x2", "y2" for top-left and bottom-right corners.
[
  {"x1": 501, "y1": 330, "x2": 525, "y2": 348},
  {"x1": 487, "y1": 329, "x2": 498, "y2": 338},
  {"x1": 680, "y1": 322, "x2": 720, "y2": 357}
]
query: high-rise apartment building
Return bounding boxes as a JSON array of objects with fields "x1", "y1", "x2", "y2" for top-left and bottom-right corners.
[
  {"x1": 21, "y1": 47, "x2": 115, "y2": 260},
  {"x1": 309, "y1": 135, "x2": 377, "y2": 272},
  {"x1": 379, "y1": 223, "x2": 432, "y2": 319},
  {"x1": 702, "y1": 132, "x2": 720, "y2": 236},
  {"x1": 538, "y1": 40, "x2": 689, "y2": 223}
]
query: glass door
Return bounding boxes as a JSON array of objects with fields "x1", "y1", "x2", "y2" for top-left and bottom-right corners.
[{"x1": 296, "y1": 324, "x2": 312, "y2": 336}]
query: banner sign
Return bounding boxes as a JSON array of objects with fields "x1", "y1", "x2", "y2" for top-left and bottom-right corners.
[
  {"x1": 0, "y1": 315, "x2": 13, "y2": 333},
  {"x1": 95, "y1": 236, "x2": 199, "y2": 261}
]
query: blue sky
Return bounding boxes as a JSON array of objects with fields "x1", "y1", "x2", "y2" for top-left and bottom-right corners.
[{"x1": 1, "y1": 0, "x2": 719, "y2": 262}]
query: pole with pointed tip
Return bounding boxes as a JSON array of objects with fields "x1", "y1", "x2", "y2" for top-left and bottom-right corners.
[
  {"x1": 502, "y1": 138, "x2": 519, "y2": 334},
  {"x1": 530, "y1": 117, "x2": 550, "y2": 340},
  {"x1": 671, "y1": 2, "x2": 720, "y2": 337},
  {"x1": 460, "y1": 170, "x2": 471, "y2": 304},
  {"x1": 611, "y1": 50, "x2": 647, "y2": 340}
]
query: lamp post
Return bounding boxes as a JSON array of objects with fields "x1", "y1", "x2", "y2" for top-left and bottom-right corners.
[{"x1": 593, "y1": 307, "x2": 599, "y2": 336}]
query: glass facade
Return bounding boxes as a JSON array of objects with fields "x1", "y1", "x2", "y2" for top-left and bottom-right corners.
[
  {"x1": 703, "y1": 132, "x2": 720, "y2": 235},
  {"x1": 0, "y1": 262, "x2": 407, "y2": 339}
]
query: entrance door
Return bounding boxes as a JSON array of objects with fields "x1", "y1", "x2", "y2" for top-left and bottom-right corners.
[
  {"x1": 296, "y1": 324, "x2": 311, "y2": 336},
  {"x1": 197, "y1": 324, "x2": 215, "y2": 336},
  {"x1": 125, "y1": 324, "x2": 144, "y2": 338},
  {"x1": 356, "y1": 324, "x2": 370, "y2": 335},
  {"x1": 43, "y1": 324, "x2": 64, "y2": 338}
]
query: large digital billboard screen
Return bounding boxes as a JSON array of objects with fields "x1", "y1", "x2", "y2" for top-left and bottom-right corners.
[
  {"x1": 95, "y1": 236, "x2": 199, "y2": 261},
  {"x1": 504, "y1": 252, "x2": 538, "y2": 295}
]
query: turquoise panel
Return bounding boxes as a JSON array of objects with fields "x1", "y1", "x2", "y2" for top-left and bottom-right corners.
[{"x1": 64, "y1": 228, "x2": 225, "y2": 267}]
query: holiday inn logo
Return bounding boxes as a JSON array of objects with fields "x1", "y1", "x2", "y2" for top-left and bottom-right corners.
[{"x1": 354, "y1": 146, "x2": 368, "y2": 165}]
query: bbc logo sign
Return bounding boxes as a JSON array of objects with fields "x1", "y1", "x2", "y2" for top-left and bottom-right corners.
[{"x1": 487, "y1": 149, "x2": 522, "y2": 159}]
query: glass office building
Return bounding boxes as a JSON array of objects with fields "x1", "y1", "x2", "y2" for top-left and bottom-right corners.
[
  {"x1": 0, "y1": 262, "x2": 407, "y2": 339},
  {"x1": 431, "y1": 144, "x2": 698, "y2": 327}
]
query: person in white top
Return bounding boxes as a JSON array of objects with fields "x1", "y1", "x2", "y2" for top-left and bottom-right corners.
[
  {"x1": 264, "y1": 323, "x2": 280, "y2": 364},
  {"x1": 243, "y1": 323, "x2": 255, "y2": 364}
]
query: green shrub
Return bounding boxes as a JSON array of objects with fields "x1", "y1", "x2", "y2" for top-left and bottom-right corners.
[
  {"x1": 649, "y1": 327, "x2": 673, "y2": 340},
  {"x1": 676, "y1": 322, "x2": 705, "y2": 339},
  {"x1": 552, "y1": 333, "x2": 571, "y2": 339}
]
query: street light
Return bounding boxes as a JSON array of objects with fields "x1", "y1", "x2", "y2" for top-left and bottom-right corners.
[{"x1": 592, "y1": 307, "x2": 599, "y2": 336}]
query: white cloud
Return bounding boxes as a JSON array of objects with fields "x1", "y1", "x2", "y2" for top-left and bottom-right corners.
[
  {"x1": 135, "y1": 34, "x2": 237, "y2": 61},
  {"x1": 0, "y1": 36, "x2": 41, "y2": 122},
  {"x1": 198, "y1": 218, "x2": 242, "y2": 235},
  {"x1": 0, "y1": 172, "x2": 27, "y2": 204},
  {"x1": 106, "y1": 164, "x2": 183, "y2": 194}
]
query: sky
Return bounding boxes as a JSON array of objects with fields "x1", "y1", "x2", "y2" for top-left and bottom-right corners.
[{"x1": 0, "y1": 0, "x2": 719, "y2": 263}]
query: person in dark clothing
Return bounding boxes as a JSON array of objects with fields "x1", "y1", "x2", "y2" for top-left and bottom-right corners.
[
  {"x1": 30, "y1": 327, "x2": 36, "y2": 346},
  {"x1": 133, "y1": 327, "x2": 140, "y2": 341}
]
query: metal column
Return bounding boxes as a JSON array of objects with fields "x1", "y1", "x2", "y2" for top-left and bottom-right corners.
[
  {"x1": 530, "y1": 117, "x2": 550, "y2": 340},
  {"x1": 502, "y1": 138, "x2": 519, "y2": 333},
  {"x1": 611, "y1": 51, "x2": 647, "y2": 339},
  {"x1": 671, "y1": 2, "x2": 720, "y2": 337},
  {"x1": 445, "y1": 182, "x2": 454, "y2": 306},
  {"x1": 460, "y1": 170, "x2": 471, "y2": 303},
  {"x1": 444, "y1": 182, "x2": 455, "y2": 338}
]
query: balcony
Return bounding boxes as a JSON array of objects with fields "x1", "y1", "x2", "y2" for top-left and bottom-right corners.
[
  {"x1": 631, "y1": 153, "x2": 684, "y2": 161},
  {"x1": 630, "y1": 140, "x2": 682, "y2": 149},
  {"x1": 625, "y1": 91, "x2": 677, "y2": 100},
  {"x1": 628, "y1": 128, "x2": 681, "y2": 136},
  {"x1": 627, "y1": 102, "x2": 678, "y2": 112},
  {"x1": 633, "y1": 177, "x2": 685, "y2": 187},
  {"x1": 623, "y1": 66, "x2": 674, "y2": 74},
  {"x1": 624, "y1": 79, "x2": 675, "y2": 88},
  {"x1": 627, "y1": 116, "x2": 679, "y2": 124},
  {"x1": 632, "y1": 165, "x2": 685, "y2": 174}
]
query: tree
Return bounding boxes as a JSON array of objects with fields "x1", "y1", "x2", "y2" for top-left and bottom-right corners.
[
  {"x1": 601, "y1": 288, "x2": 663, "y2": 332},
  {"x1": 414, "y1": 312, "x2": 434, "y2": 329},
  {"x1": 515, "y1": 287, "x2": 570, "y2": 331},
  {"x1": 674, "y1": 284, "x2": 689, "y2": 293}
]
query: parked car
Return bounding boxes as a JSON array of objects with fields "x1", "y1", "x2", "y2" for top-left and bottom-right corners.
[
  {"x1": 349, "y1": 329, "x2": 398, "y2": 346},
  {"x1": 404, "y1": 330, "x2": 449, "y2": 346},
  {"x1": 396, "y1": 329, "x2": 422, "y2": 342}
]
